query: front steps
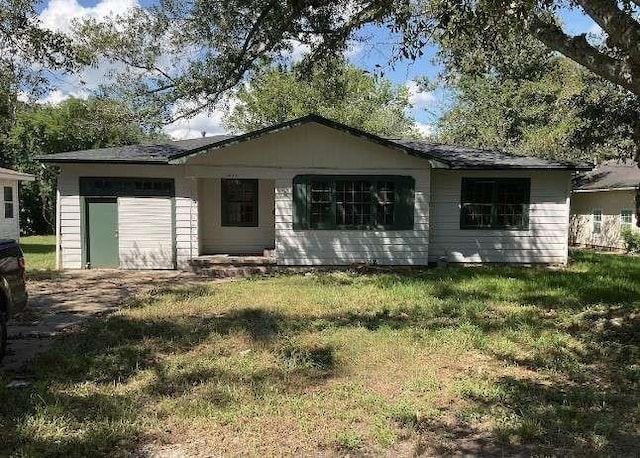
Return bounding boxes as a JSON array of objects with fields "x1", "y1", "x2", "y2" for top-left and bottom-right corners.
[{"x1": 188, "y1": 254, "x2": 277, "y2": 278}]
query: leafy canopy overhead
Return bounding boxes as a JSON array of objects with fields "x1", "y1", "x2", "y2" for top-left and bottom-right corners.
[
  {"x1": 438, "y1": 57, "x2": 639, "y2": 164},
  {"x1": 0, "y1": 0, "x2": 86, "y2": 94},
  {"x1": 224, "y1": 59, "x2": 419, "y2": 138},
  {"x1": 77, "y1": 1, "x2": 640, "y2": 104}
]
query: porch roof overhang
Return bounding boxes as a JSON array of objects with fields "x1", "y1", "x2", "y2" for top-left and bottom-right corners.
[
  {"x1": 0, "y1": 167, "x2": 35, "y2": 181},
  {"x1": 36, "y1": 114, "x2": 590, "y2": 171}
]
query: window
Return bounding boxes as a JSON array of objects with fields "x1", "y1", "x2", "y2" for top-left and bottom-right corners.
[
  {"x1": 293, "y1": 175, "x2": 414, "y2": 230},
  {"x1": 221, "y1": 179, "x2": 258, "y2": 227},
  {"x1": 592, "y1": 209, "x2": 602, "y2": 234},
  {"x1": 3, "y1": 186, "x2": 13, "y2": 219},
  {"x1": 460, "y1": 178, "x2": 530, "y2": 230},
  {"x1": 621, "y1": 209, "x2": 632, "y2": 231},
  {"x1": 79, "y1": 177, "x2": 174, "y2": 197}
]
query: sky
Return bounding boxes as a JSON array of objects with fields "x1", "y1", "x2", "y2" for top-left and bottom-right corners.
[{"x1": 35, "y1": 0, "x2": 601, "y2": 139}]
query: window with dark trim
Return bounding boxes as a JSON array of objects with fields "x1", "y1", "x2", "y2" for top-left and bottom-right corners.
[
  {"x1": 79, "y1": 177, "x2": 175, "y2": 197},
  {"x1": 460, "y1": 178, "x2": 530, "y2": 230},
  {"x1": 293, "y1": 175, "x2": 414, "y2": 230},
  {"x1": 221, "y1": 179, "x2": 258, "y2": 227},
  {"x1": 3, "y1": 186, "x2": 13, "y2": 219}
]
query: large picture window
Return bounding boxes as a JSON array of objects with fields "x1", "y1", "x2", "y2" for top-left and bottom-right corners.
[
  {"x1": 293, "y1": 175, "x2": 414, "y2": 230},
  {"x1": 460, "y1": 178, "x2": 530, "y2": 230},
  {"x1": 3, "y1": 186, "x2": 13, "y2": 219},
  {"x1": 221, "y1": 179, "x2": 258, "y2": 227}
]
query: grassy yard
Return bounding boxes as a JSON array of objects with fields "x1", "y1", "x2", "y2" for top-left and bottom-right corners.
[
  {"x1": 20, "y1": 235, "x2": 56, "y2": 272},
  {"x1": 1, "y1": 251, "x2": 638, "y2": 456}
]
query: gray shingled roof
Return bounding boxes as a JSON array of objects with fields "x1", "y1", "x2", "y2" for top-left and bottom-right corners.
[
  {"x1": 36, "y1": 135, "x2": 232, "y2": 164},
  {"x1": 37, "y1": 115, "x2": 589, "y2": 170},
  {"x1": 393, "y1": 140, "x2": 586, "y2": 170},
  {"x1": 573, "y1": 159, "x2": 640, "y2": 191}
]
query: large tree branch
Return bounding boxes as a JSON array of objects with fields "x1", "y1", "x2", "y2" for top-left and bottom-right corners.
[
  {"x1": 526, "y1": 14, "x2": 640, "y2": 96},
  {"x1": 576, "y1": 0, "x2": 640, "y2": 67}
]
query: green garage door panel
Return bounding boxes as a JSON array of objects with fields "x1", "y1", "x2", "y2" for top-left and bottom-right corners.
[{"x1": 86, "y1": 199, "x2": 119, "y2": 268}]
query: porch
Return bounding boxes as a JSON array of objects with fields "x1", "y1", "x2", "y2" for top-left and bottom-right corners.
[{"x1": 196, "y1": 177, "x2": 277, "y2": 257}]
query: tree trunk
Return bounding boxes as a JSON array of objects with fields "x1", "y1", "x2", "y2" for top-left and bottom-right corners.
[{"x1": 635, "y1": 114, "x2": 640, "y2": 227}]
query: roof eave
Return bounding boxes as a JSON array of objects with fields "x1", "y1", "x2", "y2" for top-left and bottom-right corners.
[
  {"x1": 573, "y1": 185, "x2": 639, "y2": 193},
  {"x1": 37, "y1": 158, "x2": 170, "y2": 165},
  {"x1": 0, "y1": 172, "x2": 35, "y2": 181}
]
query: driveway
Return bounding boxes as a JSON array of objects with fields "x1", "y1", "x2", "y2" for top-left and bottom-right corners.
[{"x1": 2, "y1": 270, "x2": 211, "y2": 374}]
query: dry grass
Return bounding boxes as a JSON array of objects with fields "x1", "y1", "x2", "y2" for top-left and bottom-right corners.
[{"x1": 1, "y1": 250, "x2": 638, "y2": 456}]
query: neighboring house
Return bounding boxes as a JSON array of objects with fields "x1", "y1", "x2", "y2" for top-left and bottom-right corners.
[
  {"x1": 0, "y1": 167, "x2": 35, "y2": 241},
  {"x1": 571, "y1": 159, "x2": 639, "y2": 249},
  {"x1": 37, "y1": 115, "x2": 588, "y2": 270}
]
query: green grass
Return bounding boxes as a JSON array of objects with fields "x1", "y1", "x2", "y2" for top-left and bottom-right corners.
[
  {"x1": 20, "y1": 235, "x2": 56, "y2": 272},
  {"x1": 1, "y1": 250, "x2": 638, "y2": 455}
]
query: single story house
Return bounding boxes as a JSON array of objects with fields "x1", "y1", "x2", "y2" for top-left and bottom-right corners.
[
  {"x1": 0, "y1": 167, "x2": 35, "y2": 241},
  {"x1": 37, "y1": 115, "x2": 588, "y2": 270},
  {"x1": 570, "y1": 159, "x2": 639, "y2": 249}
]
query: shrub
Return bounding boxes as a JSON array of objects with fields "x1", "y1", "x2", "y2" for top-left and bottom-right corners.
[{"x1": 621, "y1": 228, "x2": 640, "y2": 253}]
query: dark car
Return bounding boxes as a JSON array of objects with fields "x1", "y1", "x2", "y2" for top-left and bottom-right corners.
[{"x1": 0, "y1": 239, "x2": 27, "y2": 362}]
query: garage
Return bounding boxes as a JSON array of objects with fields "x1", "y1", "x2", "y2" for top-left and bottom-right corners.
[{"x1": 80, "y1": 177, "x2": 175, "y2": 269}]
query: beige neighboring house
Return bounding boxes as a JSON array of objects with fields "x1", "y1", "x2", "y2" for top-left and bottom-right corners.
[
  {"x1": 570, "y1": 159, "x2": 639, "y2": 249},
  {"x1": 36, "y1": 115, "x2": 588, "y2": 270},
  {"x1": 0, "y1": 167, "x2": 35, "y2": 241}
]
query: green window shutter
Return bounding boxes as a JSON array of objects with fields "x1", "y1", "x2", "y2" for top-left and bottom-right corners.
[
  {"x1": 292, "y1": 175, "x2": 310, "y2": 230},
  {"x1": 394, "y1": 176, "x2": 415, "y2": 230}
]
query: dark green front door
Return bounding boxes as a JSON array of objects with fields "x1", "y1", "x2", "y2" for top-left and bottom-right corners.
[{"x1": 86, "y1": 198, "x2": 119, "y2": 268}]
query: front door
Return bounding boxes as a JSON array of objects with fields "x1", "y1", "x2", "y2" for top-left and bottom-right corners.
[{"x1": 86, "y1": 198, "x2": 119, "y2": 268}]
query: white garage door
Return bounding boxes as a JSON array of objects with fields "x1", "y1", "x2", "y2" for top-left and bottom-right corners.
[{"x1": 118, "y1": 197, "x2": 174, "y2": 269}]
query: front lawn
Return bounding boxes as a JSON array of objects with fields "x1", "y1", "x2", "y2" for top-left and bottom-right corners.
[
  {"x1": 20, "y1": 235, "x2": 56, "y2": 272},
  {"x1": 1, "y1": 251, "x2": 638, "y2": 455}
]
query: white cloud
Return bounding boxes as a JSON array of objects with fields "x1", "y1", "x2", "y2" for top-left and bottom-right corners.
[
  {"x1": 39, "y1": 0, "x2": 138, "y2": 34},
  {"x1": 415, "y1": 122, "x2": 434, "y2": 139},
  {"x1": 164, "y1": 110, "x2": 229, "y2": 139},
  {"x1": 406, "y1": 81, "x2": 437, "y2": 109},
  {"x1": 163, "y1": 98, "x2": 239, "y2": 139}
]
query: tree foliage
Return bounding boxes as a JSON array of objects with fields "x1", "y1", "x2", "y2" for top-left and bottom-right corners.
[
  {"x1": 224, "y1": 59, "x2": 419, "y2": 137},
  {"x1": 77, "y1": 1, "x2": 640, "y2": 150},
  {"x1": 438, "y1": 57, "x2": 639, "y2": 163},
  {"x1": 2, "y1": 97, "x2": 165, "y2": 235},
  {"x1": 0, "y1": 0, "x2": 86, "y2": 94}
]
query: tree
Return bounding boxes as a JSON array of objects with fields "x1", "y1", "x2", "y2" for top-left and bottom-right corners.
[
  {"x1": 4, "y1": 97, "x2": 166, "y2": 234},
  {"x1": 224, "y1": 59, "x2": 419, "y2": 137},
  {"x1": 0, "y1": 0, "x2": 86, "y2": 93},
  {"x1": 77, "y1": 0, "x2": 640, "y2": 156},
  {"x1": 438, "y1": 57, "x2": 639, "y2": 163}
]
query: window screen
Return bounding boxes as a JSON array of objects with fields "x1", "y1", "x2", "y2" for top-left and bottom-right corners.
[
  {"x1": 621, "y1": 209, "x2": 633, "y2": 230},
  {"x1": 3, "y1": 186, "x2": 13, "y2": 219},
  {"x1": 461, "y1": 178, "x2": 530, "y2": 230},
  {"x1": 221, "y1": 179, "x2": 258, "y2": 227},
  {"x1": 592, "y1": 209, "x2": 602, "y2": 234}
]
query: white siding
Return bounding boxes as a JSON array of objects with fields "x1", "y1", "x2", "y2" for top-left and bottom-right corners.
[
  {"x1": 0, "y1": 180, "x2": 20, "y2": 241},
  {"x1": 58, "y1": 173, "x2": 82, "y2": 268},
  {"x1": 56, "y1": 164, "x2": 198, "y2": 269},
  {"x1": 199, "y1": 178, "x2": 275, "y2": 254},
  {"x1": 118, "y1": 197, "x2": 173, "y2": 269},
  {"x1": 570, "y1": 189, "x2": 639, "y2": 249},
  {"x1": 184, "y1": 123, "x2": 432, "y2": 266},
  {"x1": 428, "y1": 169, "x2": 572, "y2": 264},
  {"x1": 274, "y1": 171, "x2": 430, "y2": 265}
]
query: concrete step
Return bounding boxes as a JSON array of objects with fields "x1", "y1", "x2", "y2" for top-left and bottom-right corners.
[
  {"x1": 190, "y1": 265, "x2": 277, "y2": 278},
  {"x1": 189, "y1": 254, "x2": 276, "y2": 267}
]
